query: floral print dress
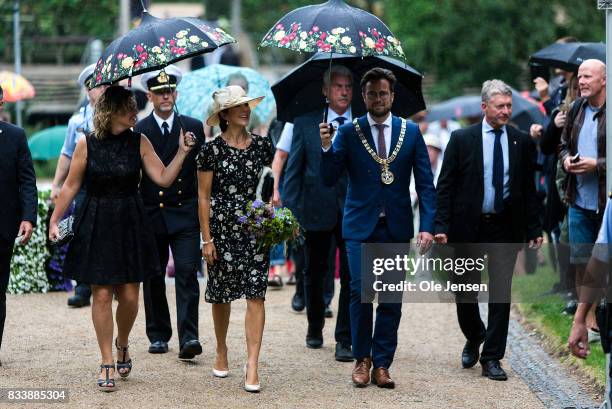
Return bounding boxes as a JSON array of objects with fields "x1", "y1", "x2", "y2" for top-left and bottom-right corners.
[{"x1": 196, "y1": 134, "x2": 274, "y2": 303}]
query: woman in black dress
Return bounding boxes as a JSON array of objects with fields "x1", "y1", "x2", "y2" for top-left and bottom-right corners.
[
  {"x1": 197, "y1": 86, "x2": 273, "y2": 392},
  {"x1": 49, "y1": 86, "x2": 195, "y2": 391}
]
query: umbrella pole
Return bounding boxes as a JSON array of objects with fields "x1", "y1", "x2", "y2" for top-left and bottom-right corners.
[{"x1": 323, "y1": 50, "x2": 333, "y2": 124}]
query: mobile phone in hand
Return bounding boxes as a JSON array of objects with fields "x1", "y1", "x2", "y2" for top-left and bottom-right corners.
[{"x1": 570, "y1": 153, "x2": 580, "y2": 163}]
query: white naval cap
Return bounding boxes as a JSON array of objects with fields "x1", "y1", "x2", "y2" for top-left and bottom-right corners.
[
  {"x1": 77, "y1": 64, "x2": 97, "y2": 88},
  {"x1": 140, "y1": 65, "x2": 183, "y2": 91}
]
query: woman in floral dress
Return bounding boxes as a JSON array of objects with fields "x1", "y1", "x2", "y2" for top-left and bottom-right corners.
[{"x1": 197, "y1": 86, "x2": 273, "y2": 392}]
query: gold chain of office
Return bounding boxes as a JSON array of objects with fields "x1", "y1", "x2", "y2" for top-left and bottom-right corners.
[{"x1": 353, "y1": 118, "x2": 406, "y2": 185}]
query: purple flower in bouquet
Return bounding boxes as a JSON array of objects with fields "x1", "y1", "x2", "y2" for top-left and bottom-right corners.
[{"x1": 237, "y1": 200, "x2": 301, "y2": 250}]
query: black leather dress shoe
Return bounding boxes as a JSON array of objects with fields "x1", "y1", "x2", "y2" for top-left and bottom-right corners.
[
  {"x1": 461, "y1": 339, "x2": 483, "y2": 368},
  {"x1": 306, "y1": 328, "x2": 323, "y2": 349},
  {"x1": 292, "y1": 293, "x2": 305, "y2": 312},
  {"x1": 148, "y1": 341, "x2": 169, "y2": 354},
  {"x1": 67, "y1": 294, "x2": 90, "y2": 308},
  {"x1": 179, "y1": 340, "x2": 203, "y2": 360},
  {"x1": 481, "y1": 360, "x2": 508, "y2": 381},
  {"x1": 335, "y1": 343, "x2": 354, "y2": 362}
]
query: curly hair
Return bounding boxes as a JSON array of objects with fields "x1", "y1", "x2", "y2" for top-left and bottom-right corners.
[{"x1": 93, "y1": 86, "x2": 137, "y2": 139}]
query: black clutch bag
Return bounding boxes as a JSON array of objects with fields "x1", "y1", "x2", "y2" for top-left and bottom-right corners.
[
  {"x1": 52, "y1": 215, "x2": 75, "y2": 247},
  {"x1": 256, "y1": 166, "x2": 274, "y2": 203}
]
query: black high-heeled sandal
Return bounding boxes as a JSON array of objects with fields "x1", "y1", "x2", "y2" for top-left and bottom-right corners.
[
  {"x1": 115, "y1": 339, "x2": 132, "y2": 378},
  {"x1": 98, "y1": 363, "x2": 115, "y2": 391}
]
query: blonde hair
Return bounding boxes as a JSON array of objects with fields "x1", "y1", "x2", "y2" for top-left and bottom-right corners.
[{"x1": 93, "y1": 86, "x2": 136, "y2": 139}]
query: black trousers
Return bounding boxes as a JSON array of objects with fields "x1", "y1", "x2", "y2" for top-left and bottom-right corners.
[
  {"x1": 455, "y1": 211, "x2": 519, "y2": 363},
  {"x1": 143, "y1": 227, "x2": 201, "y2": 348},
  {"x1": 0, "y1": 240, "x2": 14, "y2": 351},
  {"x1": 290, "y1": 241, "x2": 305, "y2": 298},
  {"x1": 304, "y1": 216, "x2": 351, "y2": 346}
]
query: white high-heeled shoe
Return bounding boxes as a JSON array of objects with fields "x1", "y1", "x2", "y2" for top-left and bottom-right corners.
[
  {"x1": 212, "y1": 368, "x2": 229, "y2": 378},
  {"x1": 243, "y1": 363, "x2": 261, "y2": 393}
]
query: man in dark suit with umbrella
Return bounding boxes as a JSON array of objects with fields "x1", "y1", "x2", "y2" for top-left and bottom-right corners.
[
  {"x1": 283, "y1": 65, "x2": 353, "y2": 362},
  {"x1": 435, "y1": 79, "x2": 542, "y2": 380},
  {"x1": 0, "y1": 85, "x2": 37, "y2": 363},
  {"x1": 136, "y1": 66, "x2": 205, "y2": 359}
]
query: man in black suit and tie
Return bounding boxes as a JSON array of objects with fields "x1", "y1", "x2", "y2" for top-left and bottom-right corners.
[
  {"x1": 136, "y1": 66, "x2": 205, "y2": 359},
  {"x1": 0, "y1": 85, "x2": 37, "y2": 363},
  {"x1": 435, "y1": 79, "x2": 542, "y2": 380},
  {"x1": 282, "y1": 65, "x2": 353, "y2": 361}
]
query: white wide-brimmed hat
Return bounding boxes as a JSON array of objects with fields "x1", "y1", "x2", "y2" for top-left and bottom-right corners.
[
  {"x1": 423, "y1": 133, "x2": 442, "y2": 150},
  {"x1": 206, "y1": 85, "x2": 264, "y2": 126}
]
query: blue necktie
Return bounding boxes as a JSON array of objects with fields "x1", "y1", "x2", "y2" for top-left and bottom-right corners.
[
  {"x1": 335, "y1": 116, "x2": 346, "y2": 126},
  {"x1": 492, "y1": 128, "x2": 504, "y2": 213}
]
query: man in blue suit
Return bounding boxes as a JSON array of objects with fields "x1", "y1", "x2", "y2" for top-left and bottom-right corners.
[{"x1": 320, "y1": 68, "x2": 436, "y2": 388}]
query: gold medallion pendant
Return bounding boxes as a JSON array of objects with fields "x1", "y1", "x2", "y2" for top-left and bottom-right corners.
[
  {"x1": 381, "y1": 166, "x2": 394, "y2": 185},
  {"x1": 353, "y1": 118, "x2": 406, "y2": 187}
]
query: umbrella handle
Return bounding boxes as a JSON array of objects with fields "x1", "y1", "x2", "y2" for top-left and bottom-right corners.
[
  {"x1": 323, "y1": 100, "x2": 329, "y2": 123},
  {"x1": 323, "y1": 50, "x2": 333, "y2": 124}
]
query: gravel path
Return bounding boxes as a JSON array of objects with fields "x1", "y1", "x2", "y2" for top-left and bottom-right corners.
[
  {"x1": 507, "y1": 314, "x2": 598, "y2": 409},
  {"x1": 0, "y1": 281, "x2": 597, "y2": 408}
]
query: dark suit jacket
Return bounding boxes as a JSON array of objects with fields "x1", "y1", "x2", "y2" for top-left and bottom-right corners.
[
  {"x1": 321, "y1": 115, "x2": 436, "y2": 242},
  {"x1": 283, "y1": 110, "x2": 347, "y2": 231},
  {"x1": 0, "y1": 121, "x2": 37, "y2": 241},
  {"x1": 135, "y1": 113, "x2": 204, "y2": 235},
  {"x1": 435, "y1": 121, "x2": 541, "y2": 243}
]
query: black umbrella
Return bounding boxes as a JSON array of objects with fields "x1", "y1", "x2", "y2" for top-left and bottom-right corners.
[
  {"x1": 273, "y1": 53, "x2": 425, "y2": 122},
  {"x1": 426, "y1": 90, "x2": 546, "y2": 132},
  {"x1": 529, "y1": 42, "x2": 605, "y2": 72},
  {"x1": 90, "y1": 10, "x2": 236, "y2": 88},
  {"x1": 425, "y1": 95, "x2": 481, "y2": 122}
]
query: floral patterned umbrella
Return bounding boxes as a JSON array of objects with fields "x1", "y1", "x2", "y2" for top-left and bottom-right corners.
[
  {"x1": 0, "y1": 71, "x2": 35, "y2": 102},
  {"x1": 259, "y1": 0, "x2": 405, "y2": 59},
  {"x1": 90, "y1": 11, "x2": 236, "y2": 88}
]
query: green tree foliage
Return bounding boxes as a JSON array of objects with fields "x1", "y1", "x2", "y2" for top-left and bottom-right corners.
[
  {"x1": 384, "y1": 0, "x2": 605, "y2": 99},
  {"x1": 0, "y1": 0, "x2": 119, "y2": 63},
  {"x1": 21, "y1": 0, "x2": 118, "y2": 38}
]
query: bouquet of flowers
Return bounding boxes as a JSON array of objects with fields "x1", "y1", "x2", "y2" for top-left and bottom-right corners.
[{"x1": 237, "y1": 199, "x2": 300, "y2": 250}]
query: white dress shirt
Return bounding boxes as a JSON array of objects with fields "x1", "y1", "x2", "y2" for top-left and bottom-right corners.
[
  {"x1": 367, "y1": 112, "x2": 392, "y2": 157},
  {"x1": 481, "y1": 119, "x2": 510, "y2": 213},
  {"x1": 153, "y1": 111, "x2": 175, "y2": 134},
  {"x1": 283, "y1": 106, "x2": 352, "y2": 153}
]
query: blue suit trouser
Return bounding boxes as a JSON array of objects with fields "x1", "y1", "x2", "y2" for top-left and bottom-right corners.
[{"x1": 345, "y1": 218, "x2": 402, "y2": 369}]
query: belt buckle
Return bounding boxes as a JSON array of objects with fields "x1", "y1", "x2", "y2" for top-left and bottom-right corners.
[{"x1": 482, "y1": 214, "x2": 494, "y2": 222}]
